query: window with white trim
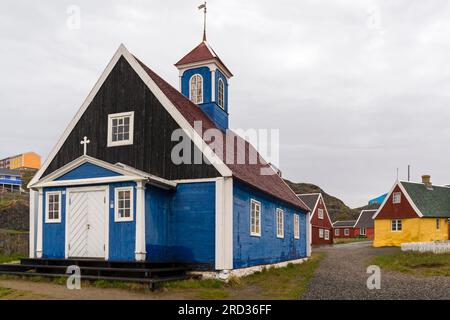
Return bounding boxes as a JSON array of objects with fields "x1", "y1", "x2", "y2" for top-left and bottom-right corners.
[
  {"x1": 218, "y1": 78, "x2": 225, "y2": 109},
  {"x1": 319, "y1": 228, "x2": 324, "y2": 238},
  {"x1": 324, "y1": 229, "x2": 330, "y2": 240},
  {"x1": 318, "y1": 208, "x2": 324, "y2": 220},
  {"x1": 189, "y1": 74, "x2": 203, "y2": 104},
  {"x1": 276, "y1": 208, "x2": 284, "y2": 238},
  {"x1": 391, "y1": 219, "x2": 402, "y2": 232},
  {"x1": 250, "y1": 199, "x2": 261, "y2": 236},
  {"x1": 46, "y1": 191, "x2": 61, "y2": 223},
  {"x1": 360, "y1": 228, "x2": 366, "y2": 236},
  {"x1": 115, "y1": 187, "x2": 134, "y2": 222},
  {"x1": 107, "y1": 112, "x2": 134, "y2": 147},
  {"x1": 294, "y1": 214, "x2": 300, "y2": 239},
  {"x1": 335, "y1": 228, "x2": 340, "y2": 236},
  {"x1": 393, "y1": 192, "x2": 401, "y2": 204},
  {"x1": 344, "y1": 228, "x2": 350, "y2": 236}
]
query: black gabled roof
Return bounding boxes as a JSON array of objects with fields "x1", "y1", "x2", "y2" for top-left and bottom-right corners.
[
  {"x1": 297, "y1": 193, "x2": 320, "y2": 212},
  {"x1": 333, "y1": 220, "x2": 356, "y2": 228},
  {"x1": 354, "y1": 210, "x2": 377, "y2": 228}
]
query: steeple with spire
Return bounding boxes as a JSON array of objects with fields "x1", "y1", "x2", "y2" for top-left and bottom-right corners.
[{"x1": 175, "y1": 3, "x2": 233, "y2": 131}]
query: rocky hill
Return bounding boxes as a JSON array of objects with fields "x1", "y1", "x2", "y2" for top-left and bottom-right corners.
[
  {"x1": 0, "y1": 193, "x2": 29, "y2": 231},
  {"x1": 285, "y1": 180, "x2": 380, "y2": 222}
]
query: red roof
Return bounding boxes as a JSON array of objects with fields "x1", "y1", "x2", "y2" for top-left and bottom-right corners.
[
  {"x1": 135, "y1": 57, "x2": 308, "y2": 211},
  {"x1": 175, "y1": 41, "x2": 233, "y2": 77}
]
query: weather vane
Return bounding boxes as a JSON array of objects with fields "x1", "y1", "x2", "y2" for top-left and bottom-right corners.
[{"x1": 198, "y1": 2, "x2": 207, "y2": 41}]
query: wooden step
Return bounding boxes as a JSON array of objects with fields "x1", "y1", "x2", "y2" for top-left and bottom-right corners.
[
  {"x1": 0, "y1": 270, "x2": 194, "y2": 285},
  {"x1": 20, "y1": 258, "x2": 185, "y2": 269}
]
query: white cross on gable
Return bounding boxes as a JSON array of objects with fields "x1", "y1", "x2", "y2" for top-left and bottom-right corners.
[{"x1": 80, "y1": 136, "x2": 90, "y2": 156}]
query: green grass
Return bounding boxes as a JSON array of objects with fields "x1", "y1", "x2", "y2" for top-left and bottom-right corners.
[
  {"x1": 372, "y1": 251, "x2": 450, "y2": 277},
  {"x1": 0, "y1": 254, "x2": 26, "y2": 264},
  {"x1": 0, "y1": 287, "x2": 15, "y2": 298},
  {"x1": 163, "y1": 253, "x2": 325, "y2": 300},
  {"x1": 334, "y1": 237, "x2": 370, "y2": 245}
]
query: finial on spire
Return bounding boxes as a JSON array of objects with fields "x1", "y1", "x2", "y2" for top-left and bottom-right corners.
[{"x1": 198, "y1": 2, "x2": 207, "y2": 42}]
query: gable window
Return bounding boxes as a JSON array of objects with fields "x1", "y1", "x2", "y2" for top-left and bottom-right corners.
[
  {"x1": 393, "y1": 192, "x2": 401, "y2": 204},
  {"x1": 189, "y1": 74, "x2": 203, "y2": 104},
  {"x1": 107, "y1": 112, "x2": 134, "y2": 147},
  {"x1": 360, "y1": 228, "x2": 366, "y2": 236},
  {"x1": 318, "y1": 208, "x2": 324, "y2": 220},
  {"x1": 319, "y1": 228, "x2": 324, "y2": 238},
  {"x1": 115, "y1": 187, "x2": 134, "y2": 222},
  {"x1": 46, "y1": 191, "x2": 61, "y2": 223},
  {"x1": 344, "y1": 228, "x2": 350, "y2": 236},
  {"x1": 276, "y1": 208, "x2": 284, "y2": 238},
  {"x1": 324, "y1": 230, "x2": 330, "y2": 240},
  {"x1": 294, "y1": 214, "x2": 300, "y2": 239},
  {"x1": 335, "y1": 229, "x2": 340, "y2": 236},
  {"x1": 391, "y1": 219, "x2": 402, "y2": 232},
  {"x1": 218, "y1": 78, "x2": 225, "y2": 109},
  {"x1": 250, "y1": 199, "x2": 261, "y2": 236},
  {"x1": 436, "y1": 218, "x2": 440, "y2": 230}
]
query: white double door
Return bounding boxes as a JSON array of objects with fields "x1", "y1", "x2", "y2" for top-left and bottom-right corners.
[{"x1": 67, "y1": 187, "x2": 108, "y2": 259}]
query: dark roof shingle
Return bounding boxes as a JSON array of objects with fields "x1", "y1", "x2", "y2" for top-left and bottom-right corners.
[
  {"x1": 297, "y1": 194, "x2": 320, "y2": 212},
  {"x1": 333, "y1": 220, "x2": 356, "y2": 227},
  {"x1": 400, "y1": 181, "x2": 450, "y2": 218},
  {"x1": 135, "y1": 57, "x2": 308, "y2": 211},
  {"x1": 354, "y1": 210, "x2": 376, "y2": 228}
]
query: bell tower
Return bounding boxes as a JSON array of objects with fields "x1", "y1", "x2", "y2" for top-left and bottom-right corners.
[{"x1": 175, "y1": 4, "x2": 232, "y2": 131}]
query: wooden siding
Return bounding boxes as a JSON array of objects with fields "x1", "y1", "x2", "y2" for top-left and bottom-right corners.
[
  {"x1": 310, "y1": 197, "x2": 333, "y2": 245},
  {"x1": 43, "y1": 57, "x2": 220, "y2": 180},
  {"x1": 375, "y1": 185, "x2": 419, "y2": 219}
]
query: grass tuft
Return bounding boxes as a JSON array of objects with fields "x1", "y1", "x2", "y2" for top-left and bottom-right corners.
[{"x1": 372, "y1": 251, "x2": 450, "y2": 277}]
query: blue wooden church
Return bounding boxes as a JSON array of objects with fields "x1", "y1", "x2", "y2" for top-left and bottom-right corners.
[{"x1": 28, "y1": 35, "x2": 310, "y2": 274}]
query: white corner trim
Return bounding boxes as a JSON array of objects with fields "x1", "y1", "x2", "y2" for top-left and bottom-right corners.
[
  {"x1": 29, "y1": 190, "x2": 38, "y2": 258},
  {"x1": 107, "y1": 111, "x2": 135, "y2": 147},
  {"x1": 135, "y1": 182, "x2": 146, "y2": 261},
  {"x1": 306, "y1": 211, "x2": 312, "y2": 257},
  {"x1": 114, "y1": 186, "x2": 135, "y2": 223},
  {"x1": 215, "y1": 177, "x2": 233, "y2": 270},
  {"x1": 36, "y1": 188, "x2": 43, "y2": 258}
]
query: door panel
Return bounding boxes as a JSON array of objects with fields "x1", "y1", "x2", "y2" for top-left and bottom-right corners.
[{"x1": 68, "y1": 189, "x2": 106, "y2": 258}]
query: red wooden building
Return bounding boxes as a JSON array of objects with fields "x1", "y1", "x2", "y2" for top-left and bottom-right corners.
[
  {"x1": 298, "y1": 193, "x2": 333, "y2": 245},
  {"x1": 353, "y1": 209, "x2": 376, "y2": 239},
  {"x1": 332, "y1": 220, "x2": 357, "y2": 238}
]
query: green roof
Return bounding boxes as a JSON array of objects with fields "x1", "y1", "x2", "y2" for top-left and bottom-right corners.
[{"x1": 401, "y1": 181, "x2": 450, "y2": 218}]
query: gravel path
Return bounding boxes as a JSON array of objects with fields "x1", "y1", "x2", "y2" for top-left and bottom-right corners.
[{"x1": 302, "y1": 242, "x2": 450, "y2": 300}]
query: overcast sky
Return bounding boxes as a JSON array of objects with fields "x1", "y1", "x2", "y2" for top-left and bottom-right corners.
[{"x1": 1, "y1": 0, "x2": 450, "y2": 207}]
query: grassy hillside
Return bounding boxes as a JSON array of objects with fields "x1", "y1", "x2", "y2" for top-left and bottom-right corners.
[{"x1": 285, "y1": 180, "x2": 380, "y2": 222}]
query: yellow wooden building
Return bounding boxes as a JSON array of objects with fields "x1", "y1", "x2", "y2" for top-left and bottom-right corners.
[
  {"x1": 0, "y1": 152, "x2": 41, "y2": 170},
  {"x1": 373, "y1": 176, "x2": 449, "y2": 247}
]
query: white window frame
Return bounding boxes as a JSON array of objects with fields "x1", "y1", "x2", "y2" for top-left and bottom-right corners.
[
  {"x1": 218, "y1": 78, "x2": 225, "y2": 109},
  {"x1": 318, "y1": 208, "x2": 324, "y2": 220},
  {"x1": 294, "y1": 214, "x2": 300, "y2": 239},
  {"x1": 319, "y1": 228, "x2": 324, "y2": 238},
  {"x1": 335, "y1": 228, "x2": 340, "y2": 236},
  {"x1": 45, "y1": 191, "x2": 62, "y2": 223},
  {"x1": 250, "y1": 199, "x2": 261, "y2": 237},
  {"x1": 391, "y1": 219, "x2": 402, "y2": 232},
  {"x1": 276, "y1": 208, "x2": 284, "y2": 238},
  {"x1": 344, "y1": 228, "x2": 350, "y2": 236},
  {"x1": 189, "y1": 74, "x2": 204, "y2": 104},
  {"x1": 324, "y1": 229, "x2": 330, "y2": 240},
  {"x1": 107, "y1": 111, "x2": 134, "y2": 147},
  {"x1": 360, "y1": 228, "x2": 366, "y2": 236},
  {"x1": 393, "y1": 192, "x2": 401, "y2": 204},
  {"x1": 114, "y1": 187, "x2": 134, "y2": 222}
]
